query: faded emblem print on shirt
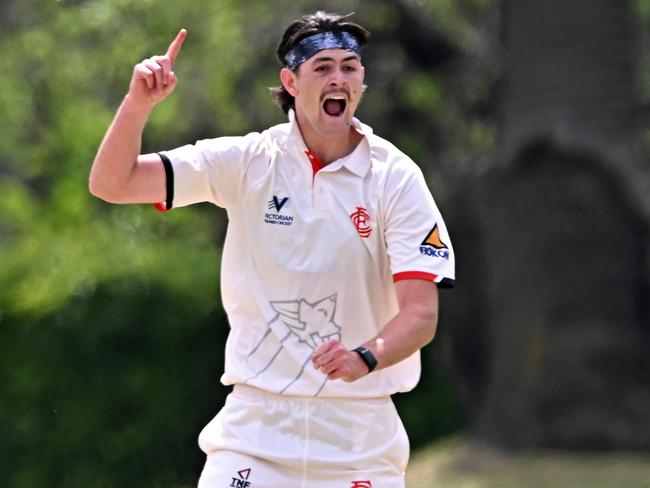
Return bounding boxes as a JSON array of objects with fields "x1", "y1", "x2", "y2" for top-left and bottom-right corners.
[{"x1": 245, "y1": 294, "x2": 341, "y2": 397}]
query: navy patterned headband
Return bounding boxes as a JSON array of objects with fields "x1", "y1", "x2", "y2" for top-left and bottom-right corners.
[{"x1": 284, "y1": 31, "x2": 362, "y2": 71}]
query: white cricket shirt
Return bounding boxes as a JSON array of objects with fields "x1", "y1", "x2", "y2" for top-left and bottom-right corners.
[{"x1": 159, "y1": 110, "x2": 455, "y2": 398}]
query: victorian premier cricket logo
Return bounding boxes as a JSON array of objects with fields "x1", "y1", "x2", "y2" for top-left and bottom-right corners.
[
  {"x1": 245, "y1": 294, "x2": 341, "y2": 397},
  {"x1": 264, "y1": 195, "x2": 293, "y2": 226}
]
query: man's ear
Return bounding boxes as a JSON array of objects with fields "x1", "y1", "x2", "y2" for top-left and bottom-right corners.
[{"x1": 280, "y1": 67, "x2": 298, "y2": 97}]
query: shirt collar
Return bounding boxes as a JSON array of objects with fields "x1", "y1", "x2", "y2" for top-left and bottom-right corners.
[{"x1": 287, "y1": 109, "x2": 373, "y2": 177}]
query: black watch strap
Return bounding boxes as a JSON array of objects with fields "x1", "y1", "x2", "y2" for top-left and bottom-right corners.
[{"x1": 353, "y1": 346, "x2": 378, "y2": 373}]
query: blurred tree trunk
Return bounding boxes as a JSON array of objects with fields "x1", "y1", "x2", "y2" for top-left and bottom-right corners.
[{"x1": 447, "y1": 0, "x2": 650, "y2": 449}]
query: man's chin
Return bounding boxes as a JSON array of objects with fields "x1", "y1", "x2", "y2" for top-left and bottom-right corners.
[{"x1": 319, "y1": 113, "x2": 352, "y2": 132}]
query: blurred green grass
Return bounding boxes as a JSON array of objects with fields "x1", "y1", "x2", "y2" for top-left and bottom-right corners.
[{"x1": 407, "y1": 436, "x2": 650, "y2": 488}]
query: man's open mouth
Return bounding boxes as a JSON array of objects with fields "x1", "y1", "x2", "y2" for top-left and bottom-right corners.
[{"x1": 323, "y1": 96, "x2": 347, "y2": 117}]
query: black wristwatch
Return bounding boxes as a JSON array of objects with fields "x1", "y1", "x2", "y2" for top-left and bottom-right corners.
[{"x1": 353, "y1": 346, "x2": 378, "y2": 373}]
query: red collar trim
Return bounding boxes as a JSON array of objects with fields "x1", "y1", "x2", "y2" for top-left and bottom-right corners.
[{"x1": 305, "y1": 150, "x2": 324, "y2": 180}]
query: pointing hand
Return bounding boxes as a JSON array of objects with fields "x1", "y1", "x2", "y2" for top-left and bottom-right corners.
[{"x1": 129, "y1": 28, "x2": 187, "y2": 107}]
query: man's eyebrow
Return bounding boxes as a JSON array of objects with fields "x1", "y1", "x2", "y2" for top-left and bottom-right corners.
[{"x1": 312, "y1": 54, "x2": 361, "y2": 64}]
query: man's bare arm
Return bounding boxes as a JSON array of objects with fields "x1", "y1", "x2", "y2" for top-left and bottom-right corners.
[
  {"x1": 311, "y1": 279, "x2": 438, "y2": 381},
  {"x1": 89, "y1": 29, "x2": 187, "y2": 203}
]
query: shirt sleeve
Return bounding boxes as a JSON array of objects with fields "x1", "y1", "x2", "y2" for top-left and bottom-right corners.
[
  {"x1": 383, "y1": 163, "x2": 455, "y2": 288},
  {"x1": 158, "y1": 132, "x2": 262, "y2": 209}
]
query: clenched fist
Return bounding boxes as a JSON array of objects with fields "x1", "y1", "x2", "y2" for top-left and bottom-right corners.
[{"x1": 311, "y1": 339, "x2": 371, "y2": 382}]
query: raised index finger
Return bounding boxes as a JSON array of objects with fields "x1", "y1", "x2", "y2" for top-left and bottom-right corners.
[{"x1": 166, "y1": 28, "x2": 187, "y2": 63}]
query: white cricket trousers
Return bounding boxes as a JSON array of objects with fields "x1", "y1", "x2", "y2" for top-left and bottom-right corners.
[{"x1": 197, "y1": 385, "x2": 409, "y2": 488}]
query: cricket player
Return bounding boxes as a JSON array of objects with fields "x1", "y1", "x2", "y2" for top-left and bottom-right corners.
[{"x1": 89, "y1": 11, "x2": 455, "y2": 488}]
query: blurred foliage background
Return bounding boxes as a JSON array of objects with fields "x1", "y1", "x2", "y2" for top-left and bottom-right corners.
[{"x1": 0, "y1": 0, "x2": 648, "y2": 487}]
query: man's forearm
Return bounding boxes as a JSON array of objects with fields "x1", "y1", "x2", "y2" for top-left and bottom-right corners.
[
  {"x1": 363, "y1": 299, "x2": 438, "y2": 372},
  {"x1": 89, "y1": 96, "x2": 153, "y2": 201},
  {"x1": 311, "y1": 280, "x2": 438, "y2": 381}
]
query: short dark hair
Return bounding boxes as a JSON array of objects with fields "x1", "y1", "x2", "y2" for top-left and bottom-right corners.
[{"x1": 270, "y1": 11, "x2": 370, "y2": 114}]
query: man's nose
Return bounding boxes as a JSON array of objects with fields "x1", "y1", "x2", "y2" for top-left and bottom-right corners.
[{"x1": 328, "y1": 67, "x2": 345, "y2": 85}]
